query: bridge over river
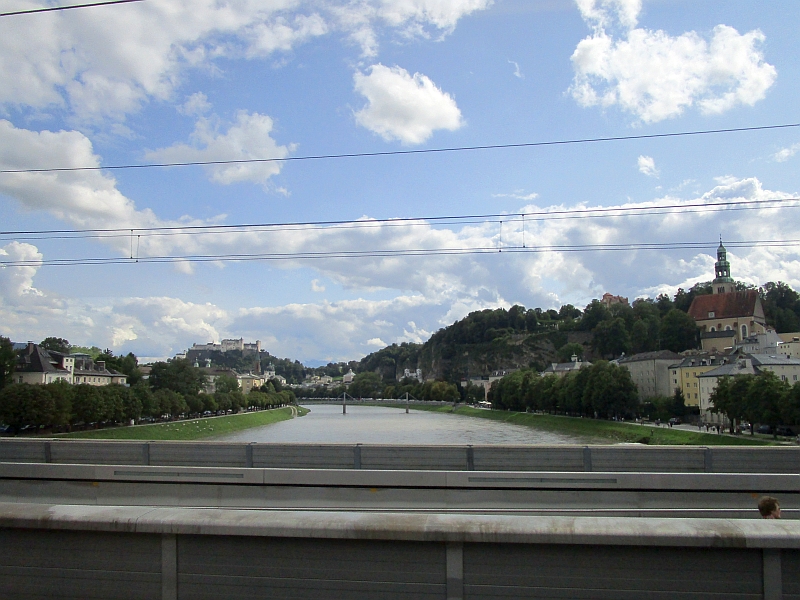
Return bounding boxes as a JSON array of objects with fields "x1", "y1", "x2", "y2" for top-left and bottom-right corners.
[{"x1": 1, "y1": 434, "x2": 799, "y2": 599}]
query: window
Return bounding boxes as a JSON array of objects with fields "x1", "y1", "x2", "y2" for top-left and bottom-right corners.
[
  {"x1": 741, "y1": 324, "x2": 747, "y2": 338},
  {"x1": 708, "y1": 311, "x2": 715, "y2": 318}
]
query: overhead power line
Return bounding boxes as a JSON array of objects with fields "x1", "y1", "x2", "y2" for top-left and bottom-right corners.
[
  {"x1": 2, "y1": 239, "x2": 799, "y2": 269},
  {"x1": 0, "y1": 123, "x2": 798, "y2": 175},
  {"x1": 0, "y1": 0, "x2": 143, "y2": 17},
  {"x1": 2, "y1": 197, "x2": 798, "y2": 241}
]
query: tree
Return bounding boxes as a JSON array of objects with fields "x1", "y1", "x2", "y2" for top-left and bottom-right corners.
[
  {"x1": 348, "y1": 372, "x2": 384, "y2": 398},
  {"x1": 0, "y1": 336, "x2": 16, "y2": 390},
  {"x1": 149, "y1": 359, "x2": 207, "y2": 396},
  {"x1": 660, "y1": 309, "x2": 698, "y2": 352},
  {"x1": 761, "y1": 282, "x2": 800, "y2": 333},
  {"x1": 214, "y1": 374, "x2": 240, "y2": 393},
  {"x1": 592, "y1": 317, "x2": 631, "y2": 358},
  {"x1": 670, "y1": 387, "x2": 687, "y2": 417},
  {"x1": 578, "y1": 300, "x2": 610, "y2": 331},
  {"x1": 46, "y1": 380, "x2": 74, "y2": 428},
  {"x1": 96, "y1": 351, "x2": 142, "y2": 385},
  {"x1": 71, "y1": 384, "x2": 106, "y2": 425},
  {"x1": 746, "y1": 372, "x2": 788, "y2": 436},
  {"x1": 154, "y1": 389, "x2": 188, "y2": 419},
  {"x1": 40, "y1": 337, "x2": 71, "y2": 354},
  {"x1": 581, "y1": 362, "x2": 638, "y2": 418},
  {"x1": 557, "y1": 343, "x2": 584, "y2": 363},
  {"x1": 0, "y1": 384, "x2": 56, "y2": 432}
]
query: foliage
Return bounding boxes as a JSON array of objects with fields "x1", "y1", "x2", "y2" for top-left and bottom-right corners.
[
  {"x1": 489, "y1": 361, "x2": 639, "y2": 419},
  {"x1": 556, "y1": 343, "x2": 585, "y2": 363},
  {"x1": 761, "y1": 281, "x2": 800, "y2": 333},
  {"x1": 214, "y1": 373, "x2": 240, "y2": 393},
  {"x1": 592, "y1": 317, "x2": 631, "y2": 358},
  {"x1": 40, "y1": 337, "x2": 71, "y2": 354},
  {"x1": 390, "y1": 404, "x2": 771, "y2": 446},
  {"x1": 710, "y1": 372, "x2": 800, "y2": 435},
  {"x1": 659, "y1": 309, "x2": 698, "y2": 352},
  {"x1": 673, "y1": 282, "x2": 712, "y2": 313},
  {"x1": 96, "y1": 350, "x2": 142, "y2": 385},
  {"x1": 69, "y1": 346, "x2": 103, "y2": 359},
  {"x1": 348, "y1": 372, "x2": 384, "y2": 398},
  {"x1": 149, "y1": 359, "x2": 207, "y2": 397},
  {"x1": 0, "y1": 336, "x2": 16, "y2": 390}
]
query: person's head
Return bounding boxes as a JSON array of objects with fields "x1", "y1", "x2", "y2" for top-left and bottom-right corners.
[{"x1": 758, "y1": 496, "x2": 781, "y2": 519}]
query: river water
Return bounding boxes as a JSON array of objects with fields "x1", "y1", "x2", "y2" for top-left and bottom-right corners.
[{"x1": 216, "y1": 404, "x2": 591, "y2": 445}]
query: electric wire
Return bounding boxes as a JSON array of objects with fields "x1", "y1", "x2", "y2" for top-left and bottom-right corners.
[
  {"x1": 0, "y1": 123, "x2": 798, "y2": 175},
  {"x1": 2, "y1": 239, "x2": 798, "y2": 268},
  {"x1": 2, "y1": 197, "x2": 798, "y2": 241},
  {"x1": 0, "y1": 0, "x2": 143, "y2": 17}
]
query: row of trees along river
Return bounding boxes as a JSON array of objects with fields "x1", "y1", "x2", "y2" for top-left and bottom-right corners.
[{"x1": 0, "y1": 357, "x2": 296, "y2": 434}]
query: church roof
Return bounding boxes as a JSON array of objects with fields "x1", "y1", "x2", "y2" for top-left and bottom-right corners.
[{"x1": 687, "y1": 290, "x2": 759, "y2": 321}]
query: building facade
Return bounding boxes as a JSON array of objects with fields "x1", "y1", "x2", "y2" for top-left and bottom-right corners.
[
  {"x1": 617, "y1": 351, "x2": 682, "y2": 401},
  {"x1": 698, "y1": 353, "x2": 800, "y2": 423},
  {"x1": 14, "y1": 343, "x2": 126, "y2": 386},
  {"x1": 668, "y1": 353, "x2": 730, "y2": 407}
]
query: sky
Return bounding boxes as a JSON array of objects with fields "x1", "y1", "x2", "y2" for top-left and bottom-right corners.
[{"x1": 1, "y1": 0, "x2": 799, "y2": 365}]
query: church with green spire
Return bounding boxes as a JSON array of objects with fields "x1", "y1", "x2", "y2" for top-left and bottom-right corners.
[
  {"x1": 712, "y1": 239, "x2": 735, "y2": 295},
  {"x1": 687, "y1": 239, "x2": 767, "y2": 350}
]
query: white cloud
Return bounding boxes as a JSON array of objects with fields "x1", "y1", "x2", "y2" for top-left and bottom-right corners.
[
  {"x1": 332, "y1": 0, "x2": 493, "y2": 57},
  {"x1": 508, "y1": 60, "x2": 523, "y2": 79},
  {"x1": 146, "y1": 111, "x2": 294, "y2": 185},
  {"x1": 773, "y1": 143, "x2": 800, "y2": 163},
  {"x1": 0, "y1": 0, "x2": 491, "y2": 121},
  {"x1": 311, "y1": 279, "x2": 326, "y2": 292},
  {"x1": 353, "y1": 64, "x2": 463, "y2": 144},
  {"x1": 493, "y1": 190, "x2": 539, "y2": 201},
  {"x1": 178, "y1": 92, "x2": 212, "y2": 116},
  {"x1": 0, "y1": 242, "x2": 44, "y2": 301},
  {"x1": 576, "y1": 0, "x2": 642, "y2": 30},
  {"x1": 366, "y1": 337, "x2": 386, "y2": 347},
  {"x1": 637, "y1": 155, "x2": 658, "y2": 177},
  {"x1": 570, "y1": 1, "x2": 777, "y2": 122}
]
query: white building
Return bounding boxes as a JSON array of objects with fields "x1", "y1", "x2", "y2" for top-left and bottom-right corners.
[
  {"x1": 616, "y1": 350, "x2": 683, "y2": 400},
  {"x1": 542, "y1": 355, "x2": 591, "y2": 378},
  {"x1": 698, "y1": 353, "x2": 800, "y2": 423}
]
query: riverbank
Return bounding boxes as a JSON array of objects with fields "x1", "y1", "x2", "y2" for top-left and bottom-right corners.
[
  {"x1": 55, "y1": 406, "x2": 309, "y2": 441},
  {"x1": 383, "y1": 404, "x2": 774, "y2": 446}
]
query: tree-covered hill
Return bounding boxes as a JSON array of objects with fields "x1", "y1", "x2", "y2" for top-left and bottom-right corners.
[{"x1": 353, "y1": 280, "x2": 800, "y2": 384}]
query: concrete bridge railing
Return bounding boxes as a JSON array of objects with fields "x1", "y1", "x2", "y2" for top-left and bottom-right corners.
[
  {"x1": 1, "y1": 439, "x2": 798, "y2": 473},
  {"x1": 1, "y1": 502, "x2": 798, "y2": 600}
]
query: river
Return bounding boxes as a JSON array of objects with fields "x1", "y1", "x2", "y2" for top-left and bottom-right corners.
[{"x1": 215, "y1": 404, "x2": 591, "y2": 444}]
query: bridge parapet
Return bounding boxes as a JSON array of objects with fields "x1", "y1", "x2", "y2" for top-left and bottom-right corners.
[
  {"x1": 0, "y1": 502, "x2": 798, "y2": 600},
  {"x1": 2, "y1": 439, "x2": 798, "y2": 473}
]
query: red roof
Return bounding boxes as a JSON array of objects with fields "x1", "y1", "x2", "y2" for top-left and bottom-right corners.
[{"x1": 687, "y1": 290, "x2": 759, "y2": 321}]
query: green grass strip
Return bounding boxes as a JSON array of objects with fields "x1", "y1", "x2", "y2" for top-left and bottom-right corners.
[
  {"x1": 56, "y1": 406, "x2": 309, "y2": 440},
  {"x1": 378, "y1": 403, "x2": 773, "y2": 446}
]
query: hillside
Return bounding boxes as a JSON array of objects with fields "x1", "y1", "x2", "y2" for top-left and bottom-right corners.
[{"x1": 355, "y1": 280, "x2": 800, "y2": 383}]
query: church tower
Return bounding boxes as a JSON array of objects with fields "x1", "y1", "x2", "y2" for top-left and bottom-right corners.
[{"x1": 712, "y1": 239, "x2": 735, "y2": 294}]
